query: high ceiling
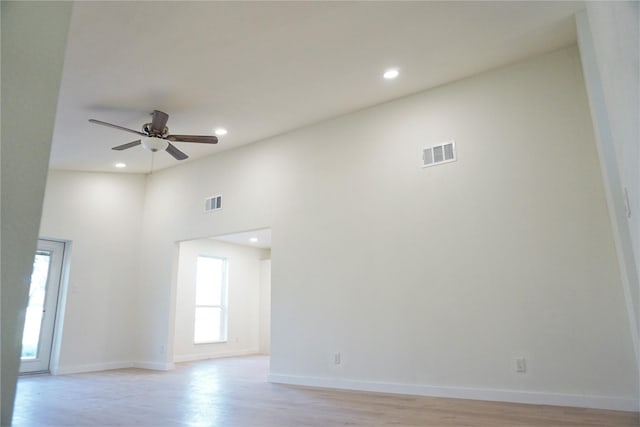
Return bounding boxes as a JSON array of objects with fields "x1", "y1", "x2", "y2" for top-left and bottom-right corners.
[{"x1": 50, "y1": 1, "x2": 583, "y2": 173}]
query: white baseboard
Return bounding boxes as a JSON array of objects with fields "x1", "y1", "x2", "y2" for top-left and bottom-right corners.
[
  {"x1": 50, "y1": 353, "x2": 258, "y2": 375},
  {"x1": 132, "y1": 361, "x2": 175, "y2": 371},
  {"x1": 52, "y1": 361, "x2": 133, "y2": 375},
  {"x1": 173, "y1": 348, "x2": 260, "y2": 363},
  {"x1": 267, "y1": 373, "x2": 639, "y2": 412}
]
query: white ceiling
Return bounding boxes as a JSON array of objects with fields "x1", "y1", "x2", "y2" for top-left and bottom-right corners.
[
  {"x1": 50, "y1": 1, "x2": 583, "y2": 173},
  {"x1": 212, "y1": 228, "x2": 272, "y2": 250}
]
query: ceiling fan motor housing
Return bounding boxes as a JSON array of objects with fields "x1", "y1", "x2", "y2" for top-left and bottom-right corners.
[{"x1": 143, "y1": 123, "x2": 168, "y2": 137}]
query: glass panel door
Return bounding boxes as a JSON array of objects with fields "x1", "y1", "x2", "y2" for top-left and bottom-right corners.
[{"x1": 20, "y1": 239, "x2": 65, "y2": 374}]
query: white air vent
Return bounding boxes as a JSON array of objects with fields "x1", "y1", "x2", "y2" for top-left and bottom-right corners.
[
  {"x1": 422, "y1": 141, "x2": 456, "y2": 168},
  {"x1": 204, "y1": 195, "x2": 222, "y2": 212}
]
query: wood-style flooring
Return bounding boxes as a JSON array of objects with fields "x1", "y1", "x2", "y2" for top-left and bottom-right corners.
[{"x1": 12, "y1": 355, "x2": 639, "y2": 426}]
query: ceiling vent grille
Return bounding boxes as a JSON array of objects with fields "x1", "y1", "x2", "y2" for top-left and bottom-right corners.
[
  {"x1": 422, "y1": 141, "x2": 456, "y2": 168},
  {"x1": 204, "y1": 195, "x2": 222, "y2": 212}
]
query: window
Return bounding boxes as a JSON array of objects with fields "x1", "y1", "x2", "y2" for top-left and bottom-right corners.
[{"x1": 194, "y1": 256, "x2": 228, "y2": 344}]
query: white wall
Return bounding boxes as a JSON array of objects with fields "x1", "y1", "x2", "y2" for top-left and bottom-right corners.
[
  {"x1": 576, "y1": 1, "x2": 640, "y2": 407},
  {"x1": 576, "y1": 2, "x2": 640, "y2": 363},
  {"x1": 136, "y1": 46, "x2": 638, "y2": 409},
  {"x1": 39, "y1": 170, "x2": 146, "y2": 374},
  {"x1": 173, "y1": 238, "x2": 268, "y2": 362},
  {"x1": 586, "y1": 3, "x2": 640, "y2": 261},
  {"x1": 259, "y1": 259, "x2": 271, "y2": 354},
  {"x1": 1, "y1": 2, "x2": 72, "y2": 424},
  {"x1": 136, "y1": 137, "x2": 282, "y2": 368}
]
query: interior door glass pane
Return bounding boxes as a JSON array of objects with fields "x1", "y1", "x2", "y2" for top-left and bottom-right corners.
[
  {"x1": 194, "y1": 307, "x2": 221, "y2": 343},
  {"x1": 21, "y1": 252, "x2": 51, "y2": 359},
  {"x1": 196, "y1": 257, "x2": 223, "y2": 305}
]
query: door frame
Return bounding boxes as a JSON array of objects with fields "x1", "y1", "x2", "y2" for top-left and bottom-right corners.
[
  {"x1": 48, "y1": 238, "x2": 71, "y2": 375},
  {"x1": 20, "y1": 238, "x2": 70, "y2": 374}
]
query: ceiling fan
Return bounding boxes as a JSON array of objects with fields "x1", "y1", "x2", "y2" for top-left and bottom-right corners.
[{"x1": 88, "y1": 110, "x2": 218, "y2": 160}]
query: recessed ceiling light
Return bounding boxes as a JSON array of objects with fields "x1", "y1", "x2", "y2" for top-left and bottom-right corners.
[
  {"x1": 383, "y1": 68, "x2": 399, "y2": 80},
  {"x1": 114, "y1": 162, "x2": 126, "y2": 168},
  {"x1": 214, "y1": 128, "x2": 228, "y2": 136},
  {"x1": 249, "y1": 237, "x2": 258, "y2": 243}
]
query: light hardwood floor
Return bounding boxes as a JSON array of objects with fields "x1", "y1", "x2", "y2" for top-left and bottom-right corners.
[{"x1": 12, "y1": 355, "x2": 639, "y2": 426}]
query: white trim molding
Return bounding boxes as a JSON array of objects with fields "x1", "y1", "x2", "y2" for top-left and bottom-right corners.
[
  {"x1": 133, "y1": 361, "x2": 175, "y2": 371},
  {"x1": 268, "y1": 373, "x2": 638, "y2": 412},
  {"x1": 173, "y1": 349, "x2": 260, "y2": 363},
  {"x1": 52, "y1": 361, "x2": 133, "y2": 376}
]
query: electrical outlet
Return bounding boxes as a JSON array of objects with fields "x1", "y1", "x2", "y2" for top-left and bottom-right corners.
[
  {"x1": 515, "y1": 357, "x2": 526, "y2": 373},
  {"x1": 333, "y1": 352, "x2": 341, "y2": 365}
]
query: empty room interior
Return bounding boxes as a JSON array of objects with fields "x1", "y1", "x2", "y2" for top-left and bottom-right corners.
[{"x1": 2, "y1": 1, "x2": 639, "y2": 426}]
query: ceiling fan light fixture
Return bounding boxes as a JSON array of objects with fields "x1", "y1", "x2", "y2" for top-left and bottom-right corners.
[
  {"x1": 214, "y1": 128, "x2": 228, "y2": 136},
  {"x1": 114, "y1": 162, "x2": 126, "y2": 168},
  {"x1": 141, "y1": 136, "x2": 169, "y2": 152}
]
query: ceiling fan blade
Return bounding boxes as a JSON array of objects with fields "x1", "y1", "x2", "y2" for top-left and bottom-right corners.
[
  {"x1": 165, "y1": 134, "x2": 218, "y2": 144},
  {"x1": 150, "y1": 110, "x2": 169, "y2": 133},
  {"x1": 89, "y1": 119, "x2": 145, "y2": 136},
  {"x1": 165, "y1": 142, "x2": 189, "y2": 160},
  {"x1": 112, "y1": 140, "x2": 141, "y2": 151}
]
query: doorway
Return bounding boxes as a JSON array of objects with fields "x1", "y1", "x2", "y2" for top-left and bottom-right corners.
[
  {"x1": 172, "y1": 229, "x2": 271, "y2": 363},
  {"x1": 20, "y1": 239, "x2": 66, "y2": 374}
]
